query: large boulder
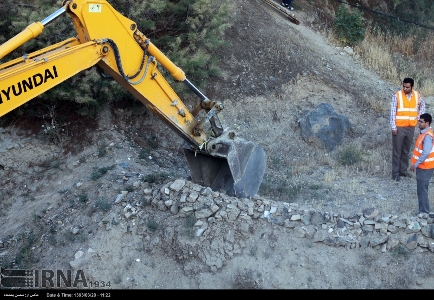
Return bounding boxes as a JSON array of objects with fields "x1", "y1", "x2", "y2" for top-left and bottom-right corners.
[{"x1": 299, "y1": 103, "x2": 351, "y2": 152}]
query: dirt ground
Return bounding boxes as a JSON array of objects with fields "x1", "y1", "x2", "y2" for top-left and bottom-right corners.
[{"x1": 1, "y1": 0, "x2": 434, "y2": 290}]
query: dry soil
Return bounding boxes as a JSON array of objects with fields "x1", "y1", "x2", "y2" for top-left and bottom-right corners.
[{"x1": 1, "y1": 0, "x2": 434, "y2": 290}]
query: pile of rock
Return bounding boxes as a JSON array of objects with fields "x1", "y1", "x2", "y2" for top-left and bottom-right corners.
[{"x1": 115, "y1": 178, "x2": 434, "y2": 255}]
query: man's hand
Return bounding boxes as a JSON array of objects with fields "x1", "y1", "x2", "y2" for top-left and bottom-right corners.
[
  {"x1": 410, "y1": 164, "x2": 416, "y2": 172},
  {"x1": 392, "y1": 129, "x2": 398, "y2": 136}
]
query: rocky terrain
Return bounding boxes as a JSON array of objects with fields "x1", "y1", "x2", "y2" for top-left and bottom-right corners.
[{"x1": 1, "y1": 0, "x2": 434, "y2": 289}]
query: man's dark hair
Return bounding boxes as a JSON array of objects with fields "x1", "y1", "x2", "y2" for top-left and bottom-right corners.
[
  {"x1": 420, "y1": 113, "x2": 432, "y2": 125},
  {"x1": 403, "y1": 77, "x2": 414, "y2": 87}
]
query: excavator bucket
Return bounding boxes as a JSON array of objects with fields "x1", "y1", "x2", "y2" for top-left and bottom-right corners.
[{"x1": 184, "y1": 131, "x2": 266, "y2": 198}]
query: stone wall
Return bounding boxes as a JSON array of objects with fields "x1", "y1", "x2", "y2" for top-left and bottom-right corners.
[{"x1": 117, "y1": 178, "x2": 434, "y2": 256}]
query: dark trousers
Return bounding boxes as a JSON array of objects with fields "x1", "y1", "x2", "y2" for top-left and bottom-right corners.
[
  {"x1": 416, "y1": 168, "x2": 434, "y2": 213},
  {"x1": 392, "y1": 126, "x2": 415, "y2": 177}
]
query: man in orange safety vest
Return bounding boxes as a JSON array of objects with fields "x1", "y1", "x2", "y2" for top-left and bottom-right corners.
[
  {"x1": 410, "y1": 113, "x2": 434, "y2": 218},
  {"x1": 390, "y1": 77, "x2": 425, "y2": 181}
]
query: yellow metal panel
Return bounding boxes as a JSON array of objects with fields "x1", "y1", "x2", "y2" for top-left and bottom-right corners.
[
  {"x1": 68, "y1": 0, "x2": 143, "y2": 76},
  {"x1": 0, "y1": 41, "x2": 105, "y2": 117}
]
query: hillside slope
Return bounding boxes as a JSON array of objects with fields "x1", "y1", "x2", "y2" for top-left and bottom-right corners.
[{"x1": 1, "y1": 0, "x2": 434, "y2": 289}]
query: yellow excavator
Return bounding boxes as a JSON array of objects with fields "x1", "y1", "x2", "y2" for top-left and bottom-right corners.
[{"x1": 0, "y1": 0, "x2": 266, "y2": 198}]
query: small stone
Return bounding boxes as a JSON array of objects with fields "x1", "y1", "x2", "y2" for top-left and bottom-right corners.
[
  {"x1": 115, "y1": 194, "x2": 124, "y2": 203},
  {"x1": 179, "y1": 193, "x2": 187, "y2": 203},
  {"x1": 194, "y1": 220, "x2": 204, "y2": 227},
  {"x1": 406, "y1": 221, "x2": 421, "y2": 233},
  {"x1": 188, "y1": 192, "x2": 199, "y2": 202},
  {"x1": 133, "y1": 181, "x2": 141, "y2": 188},
  {"x1": 294, "y1": 227, "x2": 306, "y2": 238},
  {"x1": 170, "y1": 202, "x2": 179, "y2": 214},
  {"x1": 375, "y1": 223, "x2": 388, "y2": 230},
  {"x1": 363, "y1": 208, "x2": 379, "y2": 219},
  {"x1": 387, "y1": 225, "x2": 399, "y2": 234},
  {"x1": 74, "y1": 250, "x2": 84, "y2": 260},
  {"x1": 239, "y1": 223, "x2": 250, "y2": 233},
  {"x1": 406, "y1": 234, "x2": 418, "y2": 250},
  {"x1": 170, "y1": 179, "x2": 185, "y2": 191},
  {"x1": 337, "y1": 219, "x2": 345, "y2": 228},
  {"x1": 290, "y1": 214, "x2": 301, "y2": 221}
]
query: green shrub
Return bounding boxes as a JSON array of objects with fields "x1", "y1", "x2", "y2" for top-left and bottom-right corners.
[
  {"x1": 258, "y1": 174, "x2": 274, "y2": 196},
  {"x1": 41, "y1": 123, "x2": 61, "y2": 144},
  {"x1": 113, "y1": 273, "x2": 122, "y2": 285},
  {"x1": 124, "y1": 185, "x2": 134, "y2": 192},
  {"x1": 97, "y1": 144, "x2": 107, "y2": 158},
  {"x1": 333, "y1": 4, "x2": 366, "y2": 46},
  {"x1": 248, "y1": 245, "x2": 258, "y2": 257},
  {"x1": 90, "y1": 165, "x2": 116, "y2": 180},
  {"x1": 143, "y1": 172, "x2": 170, "y2": 185},
  {"x1": 183, "y1": 213, "x2": 197, "y2": 239},
  {"x1": 309, "y1": 184, "x2": 323, "y2": 190},
  {"x1": 146, "y1": 135, "x2": 158, "y2": 149},
  {"x1": 15, "y1": 231, "x2": 38, "y2": 268},
  {"x1": 49, "y1": 224, "x2": 57, "y2": 234},
  {"x1": 391, "y1": 245, "x2": 410, "y2": 259},
  {"x1": 280, "y1": 182, "x2": 306, "y2": 203},
  {"x1": 96, "y1": 198, "x2": 112, "y2": 212},
  {"x1": 139, "y1": 148, "x2": 151, "y2": 159},
  {"x1": 185, "y1": 213, "x2": 197, "y2": 228},
  {"x1": 259, "y1": 174, "x2": 305, "y2": 202},
  {"x1": 78, "y1": 193, "x2": 88, "y2": 203},
  {"x1": 147, "y1": 219, "x2": 159, "y2": 232},
  {"x1": 337, "y1": 146, "x2": 364, "y2": 166}
]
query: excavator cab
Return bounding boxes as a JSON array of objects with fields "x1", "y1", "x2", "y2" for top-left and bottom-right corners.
[{"x1": 0, "y1": 0, "x2": 266, "y2": 198}]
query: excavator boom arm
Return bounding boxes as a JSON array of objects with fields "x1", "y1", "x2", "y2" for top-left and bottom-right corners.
[{"x1": 0, "y1": 0, "x2": 266, "y2": 198}]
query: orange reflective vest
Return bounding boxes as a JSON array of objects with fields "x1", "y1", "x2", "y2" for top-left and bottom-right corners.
[
  {"x1": 411, "y1": 128, "x2": 434, "y2": 169},
  {"x1": 395, "y1": 90, "x2": 420, "y2": 127}
]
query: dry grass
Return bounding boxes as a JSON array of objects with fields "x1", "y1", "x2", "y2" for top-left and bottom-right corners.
[
  {"x1": 291, "y1": 156, "x2": 317, "y2": 175},
  {"x1": 354, "y1": 29, "x2": 398, "y2": 83},
  {"x1": 387, "y1": 32, "x2": 415, "y2": 57},
  {"x1": 365, "y1": 96, "x2": 390, "y2": 114},
  {"x1": 349, "y1": 147, "x2": 389, "y2": 176},
  {"x1": 419, "y1": 78, "x2": 434, "y2": 96},
  {"x1": 415, "y1": 32, "x2": 434, "y2": 62},
  {"x1": 329, "y1": 27, "x2": 434, "y2": 97}
]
